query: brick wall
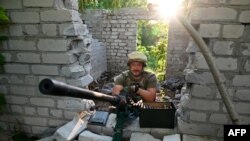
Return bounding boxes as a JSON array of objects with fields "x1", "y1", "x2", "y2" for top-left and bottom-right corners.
[
  {"x1": 81, "y1": 8, "x2": 189, "y2": 76},
  {"x1": 178, "y1": 0, "x2": 250, "y2": 138},
  {"x1": 0, "y1": 0, "x2": 106, "y2": 135}
]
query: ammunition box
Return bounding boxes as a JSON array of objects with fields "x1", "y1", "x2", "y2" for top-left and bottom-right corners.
[{"x1": 139, "y1": 102, "x2": 176, "y2": 128}]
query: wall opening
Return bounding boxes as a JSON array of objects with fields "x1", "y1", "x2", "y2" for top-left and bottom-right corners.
[{"x1": 136, "y1": 20, "x2": 169, "y2": 81}]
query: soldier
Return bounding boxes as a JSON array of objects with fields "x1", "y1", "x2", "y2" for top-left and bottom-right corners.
[{"x1": 112, "y1": 51, "x2": 157, "y2": 102}]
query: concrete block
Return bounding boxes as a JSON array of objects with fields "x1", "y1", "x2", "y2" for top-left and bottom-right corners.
[
  {"x1": 182, "y1": 134, "x2": 217, "y2": 141},
  {"x1": 57, "y1": 99, "x2": 95, "y2": 112},
  {"x1": 10, "y1": 85, "x2": 35, "y2": 96},
  {"x1": 37, "y1": 107, "x2": 49, "y2": 116},
  {"x1": 213, "y1": 41, "x2": 234, "y2": 55},
  {"x1": 0, "y1": 0, "x2": 22, "y2": 9},
  {"x1": 78, "y1": 74, "x2": 94, "y2": 86},
  {"x1": 78, "y1": 130, "x2": 112, "y2": 141},
  {"x1": 32, "y1": 126, "x2": 48, "y2": 134},
  {"x1": 235, "y1": 102, "x2": 250, "y2": 114},
  {"x1": 178, "y1": 118, "x2": 219, "y2": 137},
  {"x1": 9, "y1": 75, "x2": 23, "y2": 84},
  {"x1": 42, "y1": 53, "x2": 77, "y2": 64},
  {"x1": 11, "y1": 105, "x2": 23, "y2": 113},
  {"x1": 5, "y1": 95, "x2": 28, "y2": 105},
  {"x1": 38, "y1": 39, "x2": 68, "y2": 51},
  {"x1": 24, "y1": 25, "x2": 39, "y2": 35},
  {"x1": 191, "y1": 85, "x2": 212, "y2": 98},
  {"x1": 235, "y1": 89, "x2": 250, "y2": 101},
  {"x1": 16, "y1": 53, "x2": 40, "y2": 63},
  {"x1": 190, "y1": 111, "x2": 207, "y2": 122},
  {"x1": 11, "y1": 12, "x2": 40, "y2": 23},
  {"x1": 130, "y1": 132, "x2": 160, "y2": 141},
  {"x1": 150, "y1": 128, "x2": 177, "y2": 139},
  {"x1": 63, "y1": 23, "x2": 89, "y2": 36},
  {"x1": 23, "y1": 0, "x2": 54, "y2": 7},
  {"x1": 244, "y1": 60, "x2": 250, "y2": 72},
  {"x1": 223, "y1": 25, "x2": 244, "y2": 38},
  {"x1": 191, "y1": 7, "x2": 237, "y2": 21},
  {"x1": 54, "y1": 114, "x2": 89, "y2": 141},
  {"x1": 41, "y1": 10, "x2": 80, "y2": 22},
  {"x1": 233, "y1": 75, "x2": 250, "y2": 87},
  {"x1": 4, "y1": 64, "x2": 30, "y2": 74},
  {"x1": 31, "y1": 65, "x2": 59, "y2": 75},
  {"x1": 9, "y1": 25, "x2": 23, "y2": 36},
  {"x1": 24, "y1": 75, "x2": 38, "y2": 86},
  {"x1": 64, "y1": 0, "x2": 79, "y2": 10},
  {"x1": 50, "y1": 109, "x2": 63, "y2": 118},
  {"x1": 199, "y1": 24, "x2": 220, "y2": 38},
  {"x1": 9, "y1": 40, "x2": 36, "y2": 50},
  {"x1": 241, "y1": 43, "x2": 250, "y2": 56},
  {"x1": 42, "y1": 24, "x2": 57, "y2": 36},
  {"x1": 209, "y1": 114, "x2": 229, "y2": 124},
  {"x1": 230, "y1": 0, "x2": 250, "y2": 5},
  {"x1": 185, "y1": 98, "x2": 220, "y2": 111},
  {"x1": 239, "y1": 10, "x2": 250, "y2": 23},
  {"x1": 48, "y1": 119, "x2": 68, "y2": 127},
  {"x1": 163, "y1": 134, "x2": 181, "y2": 141},
  {"x1": 1, "y1": 52, "x2": 12, "y2": 62},
  {"x1": 24, "y1": 106, "x2": 36, "y2": 115},
  {"x1": 196, "y1": 53, "x2": 237, "y2": 71},
  {"x1": 61, "y1": 65, "x2": 87, "y2": 78},
  {"x1": 0, "y1": 85, "x2": 8, "y2": 94},
  {"x1": 30, "y1": 97, "x2": 55, "y2": 107},
  {"x1": 23, "y1": 116, "x2": 47, "y2": 126}
]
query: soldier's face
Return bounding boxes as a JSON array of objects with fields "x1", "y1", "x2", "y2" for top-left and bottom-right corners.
[{"x1": 130, "y1": 62, "x2": 144, "y2": 77}]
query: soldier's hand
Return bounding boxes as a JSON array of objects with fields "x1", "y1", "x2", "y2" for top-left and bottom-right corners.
[{"x1": 129, "y1": 83, "x2": 141, "y2": 93}]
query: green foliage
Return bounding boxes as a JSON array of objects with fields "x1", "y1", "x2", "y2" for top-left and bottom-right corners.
[
  {"x1": 137, "y1": 21, "x2": 168, "y2": 81},
  {"x1": 78, "y1": 0, "x2": 147, "y2": 11}
]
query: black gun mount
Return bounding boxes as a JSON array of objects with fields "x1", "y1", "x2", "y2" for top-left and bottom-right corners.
[{"x1": 39, "y1": 78, "x2": 123, "y2": 106}]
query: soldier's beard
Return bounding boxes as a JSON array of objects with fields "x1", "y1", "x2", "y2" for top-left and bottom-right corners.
[{"x1": 130, "y1": 69, "x2": 143, "y2": 77}]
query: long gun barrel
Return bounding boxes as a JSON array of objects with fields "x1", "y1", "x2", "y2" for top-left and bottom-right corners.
[{"x1": 39, "y1": 78, "x2": 121, "y2": 106}]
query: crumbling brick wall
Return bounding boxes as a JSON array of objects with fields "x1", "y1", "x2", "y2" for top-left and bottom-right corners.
[
  {"x1": 0, "y1": 0, "x2": 106, "y2": 135},
  {"x1": 178, "y1": 0, "x2": 250, "y2": 138}
]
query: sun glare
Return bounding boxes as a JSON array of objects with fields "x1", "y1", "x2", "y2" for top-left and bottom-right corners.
[{"x1": 148, "y1": 0, "x2": 184, "y2": 19}]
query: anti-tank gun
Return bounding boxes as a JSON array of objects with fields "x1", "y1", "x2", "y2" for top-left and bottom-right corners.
[{"x1": 39, "y1": 78, "x2": 139, "y2": 141}]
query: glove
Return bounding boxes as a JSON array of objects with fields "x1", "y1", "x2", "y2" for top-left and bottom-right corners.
[{"x1": 129, "y1": 83, "x2": 141, "y2": 93}]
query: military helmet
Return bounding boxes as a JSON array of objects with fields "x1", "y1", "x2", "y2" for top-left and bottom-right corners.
[{"x1": 127, "y1": 51, "x2": 147, "y2": 66}]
